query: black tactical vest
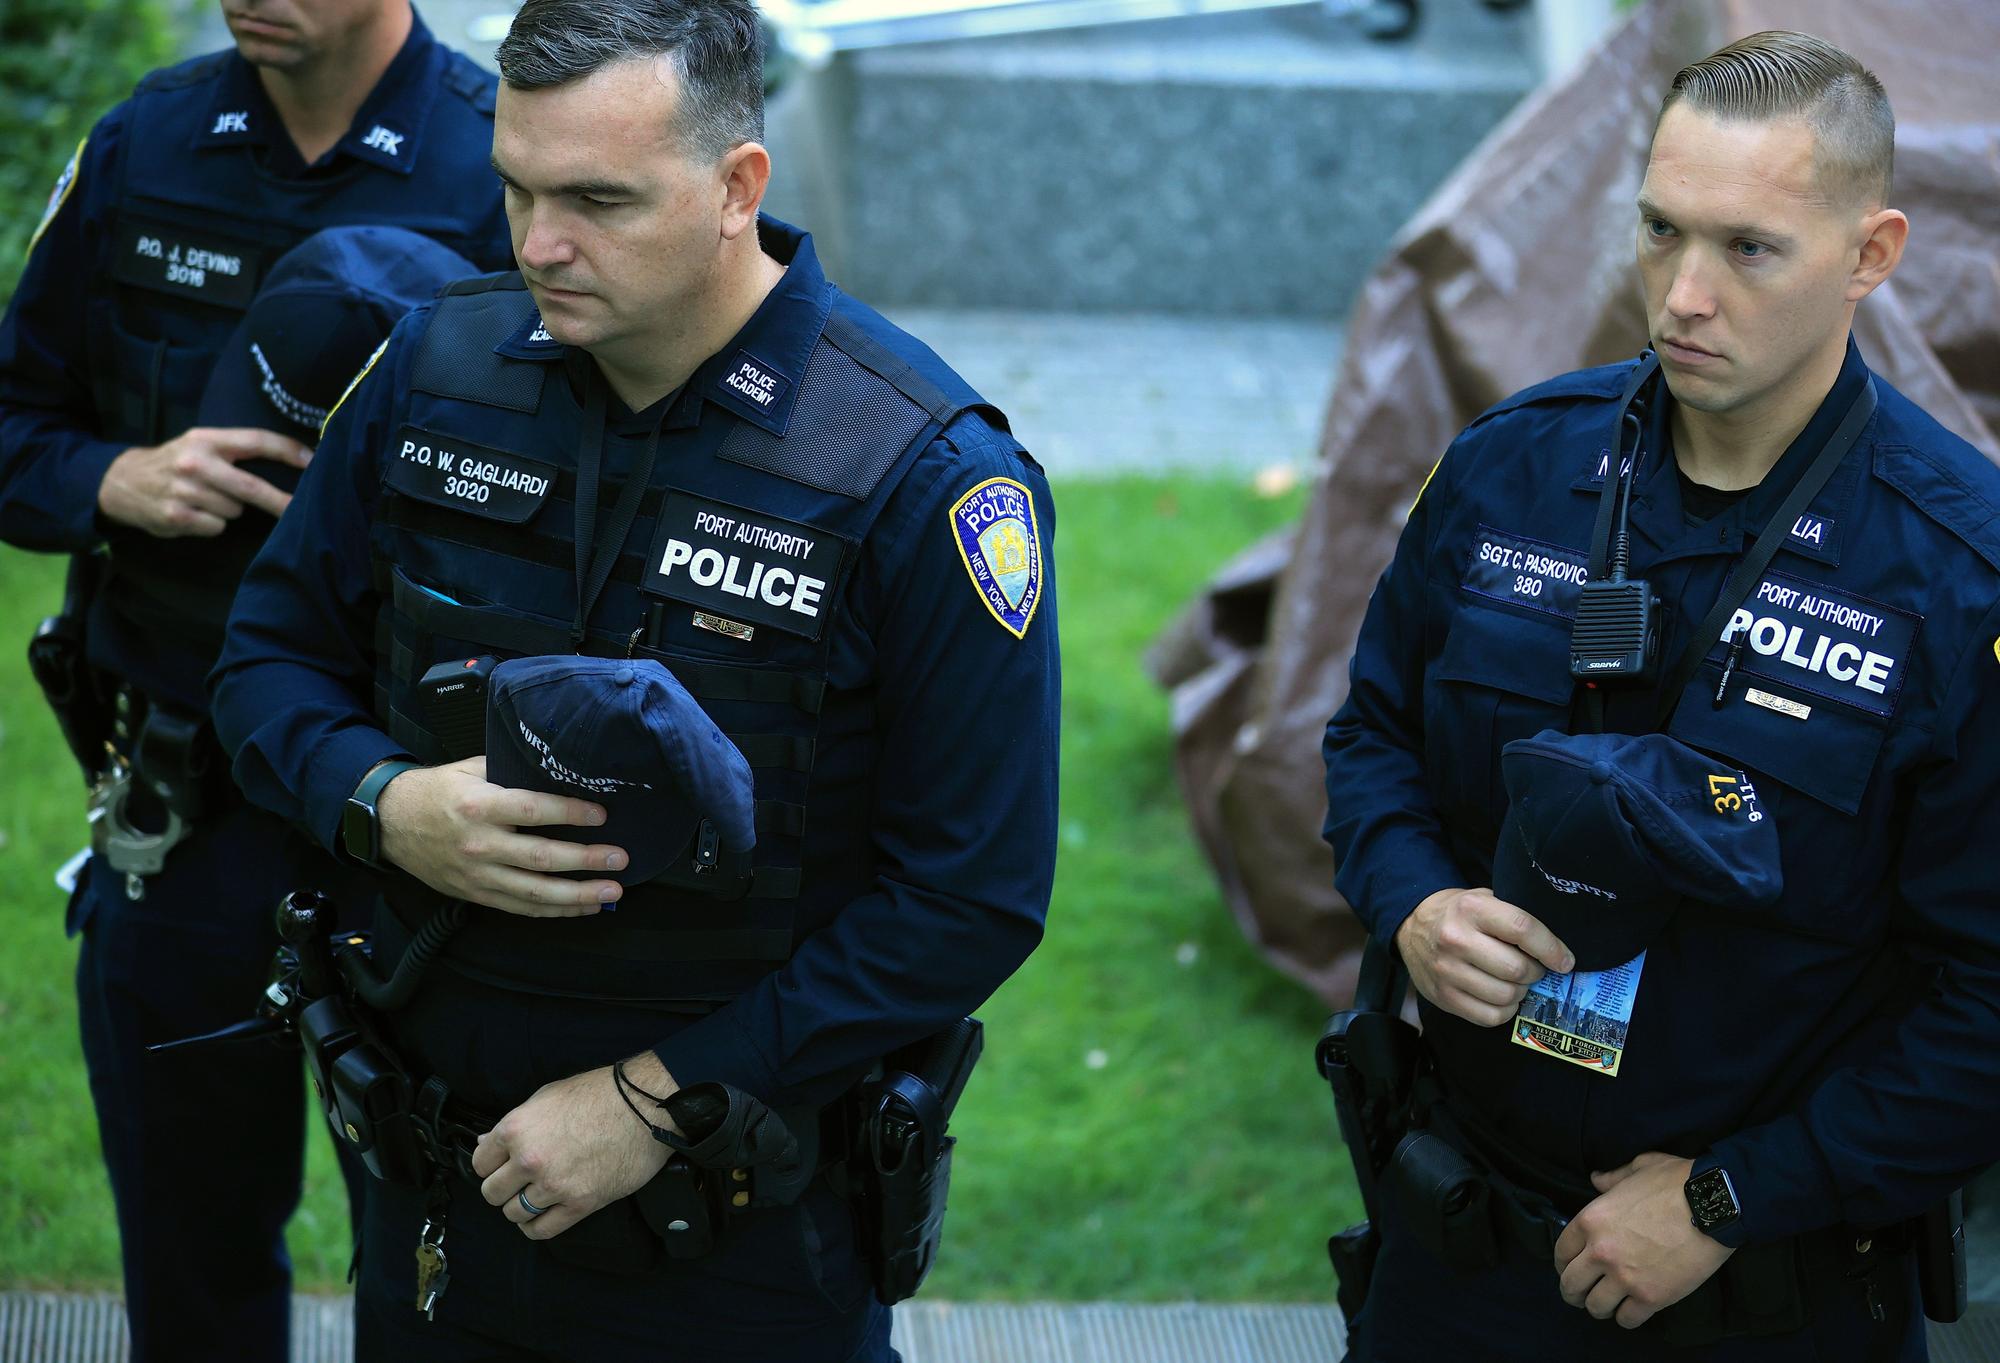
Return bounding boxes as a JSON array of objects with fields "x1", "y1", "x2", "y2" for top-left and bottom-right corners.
[
  {"x1": 90, "y1": 49, "x2": 500, "y2": 667},
  {"x1": 372, "y1": 274, "x2": 1008, "y2": 1004}
]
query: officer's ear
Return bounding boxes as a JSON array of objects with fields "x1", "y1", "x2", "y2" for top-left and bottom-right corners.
[
  {"x1": 717, "y1": 141, "x2": 770, "y2": 242},
  {"x1": 1845, "y1": 206, "x2": 1908, "y2": 303}
]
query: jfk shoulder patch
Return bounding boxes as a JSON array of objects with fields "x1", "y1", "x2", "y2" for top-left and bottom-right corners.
[
  {"x1": 950, "y1": 477, "x2": 1043, "y2": 639},
  {"x1": 28, "y1": 137, "x2": 86, "y2": 258}
]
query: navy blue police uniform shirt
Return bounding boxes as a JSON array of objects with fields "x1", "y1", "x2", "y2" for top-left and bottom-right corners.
[
  {"x1": 212, "y1": 218, "x2": 1061, "y2": 1108},
  {"x1": 1324, "y1": 338, "x2": 2000, "y2": 1248},
  {"x1": 0, "y1": 12, "x2": 512, "y2": 709}
]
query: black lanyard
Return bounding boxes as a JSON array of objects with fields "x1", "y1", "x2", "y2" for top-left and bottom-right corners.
[
  {"x1": 1646, "y1": 378, "x2": 1879, "y2": 726},
  {"x1": 570, "y1": 374, "x2": 666, "y2": 651}
]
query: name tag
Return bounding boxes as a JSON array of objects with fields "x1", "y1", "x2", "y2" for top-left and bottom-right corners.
[
  {"x1": 108, "y1": 214, "x2": 263, "y2": 310},
  {"x1": 1719, "y1": 570, "x2": 1920, "y2": 718},
  {"x1": 643, "y1": 494, "x2": 849, "y2": 641},
  {"x1": 1462, "y1": 525, "x2": 1591, "y2": 620},
  {"x1": 384, "y1": 427, "x2": 555, "y2": 524}
]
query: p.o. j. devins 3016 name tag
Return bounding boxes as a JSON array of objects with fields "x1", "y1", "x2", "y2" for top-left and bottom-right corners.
[{"x1": 1512, "y1": 953, "x2": 1645, "y2": 1077}]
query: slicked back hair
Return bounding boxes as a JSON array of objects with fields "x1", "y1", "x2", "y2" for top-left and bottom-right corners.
[
  {"x1": 495, "y1": 0, "x2": 765, "y2": 163},
  {"x1": 1659, "y1": 30, "x2": 1895, "y2": 209}
]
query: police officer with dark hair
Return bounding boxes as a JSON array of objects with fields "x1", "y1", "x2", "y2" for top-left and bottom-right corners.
[
  {"x1": 210, "y1": 1, "x2": 1059, "y2": 1358},
  {"x1": 0, "y1": 3, "x2": 511, "y2": 1358},
  {"x1": 1324, "y1": 30, "x2": 2000, "y2": 1363}
]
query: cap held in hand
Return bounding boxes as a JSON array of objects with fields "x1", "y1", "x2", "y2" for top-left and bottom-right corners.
[
  {"x1": 196, "y1": 224, "x2": 476, "y2": 449},
  {"x1": 484, "y1": 656, "x2": 756, "y2": 888},
  {"x1": 1491, "y1": 729, "x2": 1782, "y2": 972}
]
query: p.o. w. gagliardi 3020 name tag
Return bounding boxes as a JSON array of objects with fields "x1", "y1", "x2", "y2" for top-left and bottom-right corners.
[{"x1": 383, "y1": 427, "x2": 556, "y2": 524}]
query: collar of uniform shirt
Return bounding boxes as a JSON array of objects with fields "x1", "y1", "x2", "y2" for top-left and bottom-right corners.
[
  {"x1": 687, "y1": 214, "x2": 831, "y2": 438},
  {"x1": 1634, "y1": 334, "x2": 1872, "y2": 560},
  {"x1": 196, "y1": 9, "x2": 441, "y2": 179}
]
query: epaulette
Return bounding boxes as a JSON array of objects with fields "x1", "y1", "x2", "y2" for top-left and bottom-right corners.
[
  {"x1": 133, "y1": 50, "x2": 231, "y2": 96},
  {"x1": 439, "y1": 53, "x2": 497, "y2": 114},
  {"x1": 1462, "y1": 361, "x2": 1635, "y2": 435},
  {"x1": 1874, "y1": 428, "x2": 2000, "y2": 576}
]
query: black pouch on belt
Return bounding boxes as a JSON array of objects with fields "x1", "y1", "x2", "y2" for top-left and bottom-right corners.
[
  {"x1": 855, "y1": 1017, "x2": 984, "y2": 1304},
  {"x1": 1385, "y1": 1130, "x2": 1500, "y2": 1273}
]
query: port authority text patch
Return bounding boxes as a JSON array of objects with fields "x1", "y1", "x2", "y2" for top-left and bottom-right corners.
[
  {"x1": 950, "y1": 477, "x2": 1043, "y2": 639},
  {"x1": 108, "y1": 214, "x2": 263, "y2": 310},
  {"x1": 643, "y1": 494, "x2": 849, "y2": 641},
  {"x1": 1718, "y1": 570, "x2": 1921, "y2": 718},
  {"x1": 1462, "y1": 525, "x2": 1591, "y2": 620},
  {"x1": 384, "y1": 427, "x2": 555, "y2": 524}
]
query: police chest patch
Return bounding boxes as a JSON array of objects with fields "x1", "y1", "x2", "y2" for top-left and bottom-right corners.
[
  {"x1": 107, "y1": 214, "x2": 264, "y2": 310},
  {"x1": 1718, "y1": 570, "x2": 1921, "y2": 718},
  {"x1": 384, "y1": 428, "x2": 555, "y2": 524},
  {"x1": 1462, "y1": 525, "x2": 1591, "y2": 620},
  {"x1": 643, "y1": 494, "x2": 849, "y2": 641},
  {"x1": 950, "y1": 477, "x2": 1043, "y2": 639}
]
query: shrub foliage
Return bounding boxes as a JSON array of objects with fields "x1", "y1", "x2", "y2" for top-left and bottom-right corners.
[{"x1": 1, "y1": 0, "x2": 176, "y2": 298}]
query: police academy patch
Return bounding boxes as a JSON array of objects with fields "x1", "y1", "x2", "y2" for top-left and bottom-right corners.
[
  {"x1": 1462, "y1": 525, "x2": 1590, "y2": 620},
  {"x1": 950, "y1": 477, "x2": 1043, "y2": 639},
  {"x1": 1719, "y1": 570, "x2": 1921, "y2": 719}
]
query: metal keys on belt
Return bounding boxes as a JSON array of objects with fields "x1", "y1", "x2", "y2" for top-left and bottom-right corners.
[{"x1": 414, "y1": 1215, "x2": 450, "y2": 1319}]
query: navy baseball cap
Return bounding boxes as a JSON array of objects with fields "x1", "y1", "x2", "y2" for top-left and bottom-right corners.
[
  {"x1": 197, "y1": 224, "x2": 476, "y2": 448},
  {"x1": 1491, "y1": 730, "x2": 1783, "y2": 971},
  {"x1": 484, "y1": 657, "x2": 756, "y2": 888}
]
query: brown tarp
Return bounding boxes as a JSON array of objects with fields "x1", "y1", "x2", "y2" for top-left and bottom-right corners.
[{"x1": 1150, "y1": 0, "x2": 2000, "y2": 1010}]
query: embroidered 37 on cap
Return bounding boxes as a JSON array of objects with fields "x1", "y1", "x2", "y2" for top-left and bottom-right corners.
[{"x1": 950, "y1": 477, "x2": 1043, "y2": 639}]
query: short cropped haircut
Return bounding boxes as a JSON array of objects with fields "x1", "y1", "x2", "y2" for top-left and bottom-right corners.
[
  {"x1": 1659, "y1": 30, "x2": 1895, "y2": 209},
  {"x1": 495, "y1": 0, "x2": 764, "y2": 162}
]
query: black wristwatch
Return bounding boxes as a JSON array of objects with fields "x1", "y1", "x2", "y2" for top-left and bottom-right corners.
[
  {"x1": 342, "y1": 759, "x2": 419, "y2": 869},
  {"x1": 1685, "y1": 1160, "x2": 1742, "y2": 1237}
]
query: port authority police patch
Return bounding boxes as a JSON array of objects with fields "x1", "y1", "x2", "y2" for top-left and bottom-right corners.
[{"x1": 950, "y1": 477, "x2": 1043, "y2": 639}]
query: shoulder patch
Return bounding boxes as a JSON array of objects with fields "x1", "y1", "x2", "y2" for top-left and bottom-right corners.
[
  {"x1": 950, "y1": 477, "x2": 1044, "y2": 639},
  {"x1": 323, "y1": 338, "x2": 390, "y2": 436},
  {"x1": 27, "y1": 137, "x2": 86, "y2": 258}
]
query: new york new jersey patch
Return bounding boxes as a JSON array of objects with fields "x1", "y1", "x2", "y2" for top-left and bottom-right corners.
[{"x1": 950, "y1": 477, "x2": 1043, "y2": 639}]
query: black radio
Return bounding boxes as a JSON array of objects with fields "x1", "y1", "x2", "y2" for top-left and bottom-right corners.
[
  {"x1": 1571, "y1": 363, "x2": 1661, "y2": 685},
  {"x1": 418, "y1": 654, "x2": 498, "y2": 760}
]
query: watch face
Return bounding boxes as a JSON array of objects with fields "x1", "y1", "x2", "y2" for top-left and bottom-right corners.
[
  {"x1": 1688, "y1": 1167, "x2": 1739, "y2": 1227},
  {"x1": 342, "y1": 798, "x2": 377, "y2": 865}
]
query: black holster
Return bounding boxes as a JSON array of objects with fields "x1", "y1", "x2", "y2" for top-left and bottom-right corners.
[
  {"x1": 27, "y1": 555, "x2": 112, "y2": 782},
  {"x1": 1916, "y1": 1190, "x2": 1966, "y2": 1324},
  {"x1": 1317, "y1": 938, "x2": 1420, "y2": 1322},
  {"x1": 851, "y1": 1017, "x2": 983, "y2": 1304}
]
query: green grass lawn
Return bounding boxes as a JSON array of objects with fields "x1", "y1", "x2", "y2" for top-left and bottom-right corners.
[{"x1": 0, "y1": 473, "x2": 1359, "y2": 1298}]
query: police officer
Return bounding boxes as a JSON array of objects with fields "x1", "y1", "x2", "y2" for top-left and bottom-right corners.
[
  {"x1": 0, "y1": 3, "x2": 511, "y2": 1357},
  {"x1": 1324, "y1": 31, "x2": 2000, "y2": 1363},
  {"x1": 209, "y1": 2, "x2": 1059, "y2": 1359}
]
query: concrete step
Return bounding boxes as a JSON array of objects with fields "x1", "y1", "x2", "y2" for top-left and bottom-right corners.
[{"x1": 10, "y1": 1293, "x2": 2000, "y2": 1362}]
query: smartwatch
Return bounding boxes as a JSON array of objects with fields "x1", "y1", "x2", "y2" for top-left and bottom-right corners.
[
  {"x1": 1684, "y1": 1160, "x2": 1743, "y2": 1237},
  {"x1": 342, "y1": 759, "x2": 419, "y2": 869}
]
